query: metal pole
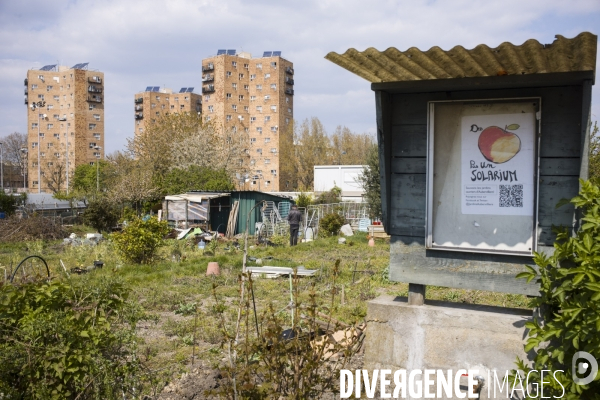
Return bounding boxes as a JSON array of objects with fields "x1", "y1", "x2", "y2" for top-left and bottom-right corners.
[
  {"x1": 59, "y1": 117, "x2": 69, "y2": 194},
  {"x1": 96, "y1": 158, "x2": 99, "y2": 192},
  {"x1": 65, "y1": 122, "x2": 69, "y2": 194},
  {"x1": 0, "y1": 142, "x2": 4, "y2": 192},
  {"x1": 37, "y1": 113, "x2": 41, "y2": 193}
]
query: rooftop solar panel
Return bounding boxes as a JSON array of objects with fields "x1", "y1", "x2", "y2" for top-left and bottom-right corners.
[
  {"x1": 153, "y1": 86, "x2": 160, "y2": 92},
  {"x1": 263, "y1": 51, "x2": 272, "y2": 57},
  {"x1": 186, "y1": 87, "x2": 194, "y2": 92},
  {"x1": 71, "y1": 62, "x2": 89, "y2": 69},
  {"x1": 39, "y1": 64, "x2": 57, "y2": 71},
  {"x1": 179, "y1": 88, "x2": 186, "y2": 93},
  {"x1": 145, "y1": 86, "x2": 153, "y2": 91},
  {"x1": 272, "y1": 51, "x2": 281, "y2": 57},
  {"x1": 227, "y1": 49, "x2": 236, "y2": 55},
  {"x1": 217, "y1": 49, "x2": 226, "y2": 55}
]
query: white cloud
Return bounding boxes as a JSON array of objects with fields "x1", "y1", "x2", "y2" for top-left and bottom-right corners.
[{"x1": 0, "y1": 0, "x2": 598, "y2": 151}]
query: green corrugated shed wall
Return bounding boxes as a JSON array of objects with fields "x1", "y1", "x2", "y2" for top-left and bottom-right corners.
[
  {"x1": 231, "y1": 191, "x2": 294, "y2": 235},
  {"x1": 205, "y1": 191, "x2": 294, "y2": 235}
]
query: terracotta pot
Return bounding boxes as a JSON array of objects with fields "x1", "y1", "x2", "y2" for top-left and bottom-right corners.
[
  {"x1": 368, "y1": 238, "x2": 375, "y2": 247},
  {"x1": 206, "y1": 262, "x2": 220, "y2": 276}
]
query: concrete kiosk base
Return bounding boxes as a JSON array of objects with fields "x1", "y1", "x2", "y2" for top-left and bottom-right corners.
[{"x1": 363, "y1": 295, "x2": 533, "y2": 399}]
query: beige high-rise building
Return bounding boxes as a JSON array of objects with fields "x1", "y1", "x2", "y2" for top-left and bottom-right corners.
[
  {"x1": 201, "y1": 50, "x2": 294, "y2": 191},
  {"x1": 24, "y1": 63, "x2": 104, "y2": 193},
  {"x1": 133, "y1": 86, "x2": 202, "y2": 135}
]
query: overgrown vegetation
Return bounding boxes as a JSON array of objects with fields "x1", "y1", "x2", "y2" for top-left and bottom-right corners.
[
  {"x1": 212, "y1": 261, "x2": 363, "y2": 399},
  {"x1": 110, "y1": 216, "x2": 170, "y2": 264},
  {"x1": 0, "y1": 192, "x2": 26, "y2": 216},
  {"x1": 319, "y1": 212, "x2": 346, "y2": 236},
  {"x1": 0, "y1": 276, "x2": 146, "y2": 399},
  {"x1": 82, "y1": 197, "x2": 120, "y2": 233},
  {"x1": 513, "y1": 179, "x2": 600, "y2": 397},
  {"x1": 314, "y1": 186, "x2": 342, "y2": 205},
  {"x1": 358, "y1": 143, "x2": 382, "y2": 220}
]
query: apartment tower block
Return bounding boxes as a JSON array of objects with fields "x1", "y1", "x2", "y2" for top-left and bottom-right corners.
[
  {"x1": 201, "y1": 50, "x2": 294, "y2": 191},
  {"x1": 25, "y1": 63, "x2": 104, "y2": 193},
  {"x1": 134, "y1": 86, "x2": 202, "y2": 135}
]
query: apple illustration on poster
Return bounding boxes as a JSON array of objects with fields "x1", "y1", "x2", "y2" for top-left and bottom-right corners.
[{"x1": 477, "y1": 124, "x2": 521, "y2": 164}]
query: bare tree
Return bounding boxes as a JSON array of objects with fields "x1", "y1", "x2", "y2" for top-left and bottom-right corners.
[
  {"x1": 0, "y1": 132, "x2": 28, "y2": 187},
  {"x1": 43, "y1": 161, "x2": 66, "y2": 193}
]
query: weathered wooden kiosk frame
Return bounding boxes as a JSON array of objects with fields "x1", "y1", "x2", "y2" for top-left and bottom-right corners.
[{"x1": 326, "y1": 33, "x2": 597, "y2": 301}]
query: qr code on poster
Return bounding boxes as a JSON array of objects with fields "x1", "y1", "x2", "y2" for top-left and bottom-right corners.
[{"x1": 499, "y1": 184, "x2": 523, "y2": 207}]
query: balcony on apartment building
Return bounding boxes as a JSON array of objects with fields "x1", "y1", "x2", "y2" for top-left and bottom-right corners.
[
  {"x1": 285, "y1": 67, "x2": 294, "y2": 75},
  {"x1": 24, "y1": 78, "x2": 28, "y2": 86},
  {"x1": 285, "y1": 77, "x2": 294, "y2": 85},
  {"x1": 87, "y1": 95, "x2": 103, "y2": 103},
  {"x1": 135, "y1": 113, "x2": 143, "y2": 120},
  {"x1": 88, "y1": 76, "x2": 103, "y2": 84},
  {"x1": 202, "y1": 74, "x2": 214, "y2": 82},
  {"x1": 284, "y1": 88, "x2": 294, "y2": 95},
  {"x1": 88, "y1": 85, "x2": 103, "y2": 93},
  {"x1": 202, "y1": 64, "x2": 214, "y2": 72},
  {"x1": 135, "y1": 97, "x2": 143, "y2": 104},
  {"x1": 202, "y1": 85, "x2": 215, "y2": 93},
  {"x1": 135, "y1": 105, "x2": 143, "y2": 111},
  {"x1": 24, "y1": 96, "x2": 28, "y2": 105}
]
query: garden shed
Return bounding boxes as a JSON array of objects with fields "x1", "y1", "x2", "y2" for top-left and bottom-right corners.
[
  {"x1": 163, "y1": 191, "x2": 294, "y2": 235},
  {"x1": 326, "y1": 32, "x2": 597, "y2": 296}
]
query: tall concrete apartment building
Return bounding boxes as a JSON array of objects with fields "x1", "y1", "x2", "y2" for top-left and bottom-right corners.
[
  {"x1": 134, "y1": 86, "x2": 202, "y2": 135},
  {"x1": 201, "y1": 50, "x2": 294, "y2": 191},
  {"x1": 24, "y1": 63, "x2": 104, "y2": 193}
]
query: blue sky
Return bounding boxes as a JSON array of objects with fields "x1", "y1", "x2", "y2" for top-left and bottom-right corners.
[{"x1": 1, "y1": 0, "x2": 599, "y2": 153}]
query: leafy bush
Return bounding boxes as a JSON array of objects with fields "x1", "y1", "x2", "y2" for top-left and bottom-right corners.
[
  {"x1": 0, "y1": 192, "x2": 26, "y2": 216},
  {"x1": 319, "y1": 212, "x2": 346, "y2": 236},
  {"x1": 295, "y1": 191, "x2": 313, "y2": 208},
  {"x1": 83, "y1": 197, "x2": 120, "y2": 233},
  {"x1": 314, "y1": 186, "x2": 342, "y2": 205},
  {"x1": 111, "y1": 216, "x2": 170, "y2": 264},
  {"x1": 0, "y1": 277, "x2": 144, "y2": 399},
  {"x1": 513, "y1": 179, "x2": 600, "y2": 397}
]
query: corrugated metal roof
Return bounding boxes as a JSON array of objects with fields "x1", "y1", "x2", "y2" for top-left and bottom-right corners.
[{"x1": 325, "y1": 32, "x2": 597, "y2": 83}]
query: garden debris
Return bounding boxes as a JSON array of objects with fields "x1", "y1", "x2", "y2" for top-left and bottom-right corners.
[
  {"x1": 246, "y1": 266, "x2": 318, "y2": 278},
  {"x1": 176, "y1": 227, "x2": 204, "y2": 240},
  {"x1": 63, "y1": 233, "x2": 101, "y2": 246},
  {"x1": 340, "y1": 224, "x2": 354, "y2": 236},
  {"x1": 0, "y1": 214, "x2": 66, "y2": 242},
  {"x1": 312, "y1": 324, "x2": 366, "y2": 361},
  {"x1": 338, "y1": 238, "x2": 346, "y2": 245}
]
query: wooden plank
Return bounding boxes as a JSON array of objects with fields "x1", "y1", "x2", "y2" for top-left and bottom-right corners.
[
  {"x1": 389, "y1": 236, "x2": 540, "y2": 296},
  {"x1": 391, "y1": 93, "x2": 434, "y2": 125},
  {"x1": 540, "y1": 119, "x2": 582, "y2": 158},
  {"x1": 391, "y1": 157, "x2": 427, "y2": 174},
  {"x1": 391, "y1": 125, "x2": 427, "y2": 157},
  {"x1": 539, "y1": 158, "x2": 581, "y2": 176},
  {"x1": 372, "y1": 71, "x2": 594, "y2": 94},
  {"x1": 389, "y1": 174, "x2": 426, "y2": 237},
  {"x1": 580, "y1": 80, "x2": 593, "y2": 180},
  {"x1": 376, "y1": 91, "x2": 392, "y2": 232},
  {"x1": 538, "y1": 176, "x2": 578, "y2": 228}
]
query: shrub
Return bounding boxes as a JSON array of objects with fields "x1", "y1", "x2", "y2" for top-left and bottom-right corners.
[
  {"x1": 314, "y1": 185, "x2": 342, "y2": 205},
  {"x1": 513, "y1": 179, "x2": 600, "y2": 397},
  {"x1": 319, "y1": 212, "x2": 346, "y2": 236},
  {"x1": 295, "y1": 191, "x2": 313, "y2": 208},
  {"x1": 83, "y1": 198, "x2": 120, "y2": 233},
  {"x1": 111, "y1": 216, "x2": 170, "y2": 264},
  {"x1": 0, "y1": 277, "x2": 145, "y2": 399}
]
